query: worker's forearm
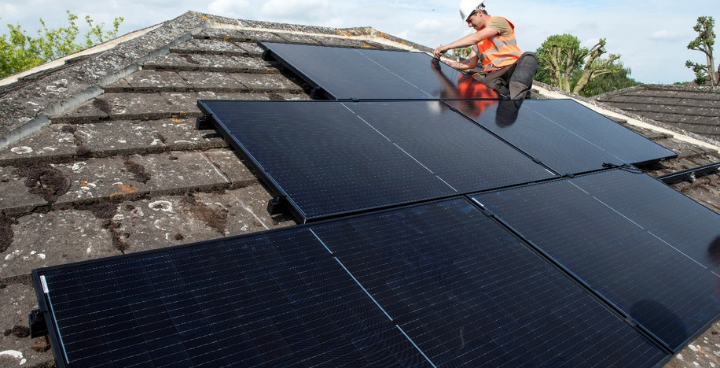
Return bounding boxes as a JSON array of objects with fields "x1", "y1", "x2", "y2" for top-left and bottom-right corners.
[
  {"x1": 439, "y1": 33, "x2": 483, "y2": 53},
  {"x1": 446, "y1": 58, "x2": 476, "y2": 70}
]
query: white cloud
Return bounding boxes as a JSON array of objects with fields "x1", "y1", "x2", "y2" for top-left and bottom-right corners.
[
  {"x1": 648, "y1": 30, "x2": 684, "y2": 41},
  {"x1": 260, "y1": 0, "x2": 330, "y2": 19},
  {"x1": 0, "y1": 3, "x2": 21, "y2": 19},
  {"x1": 208, "y1": 0, "x2": 252, "y2": 18},
  {"x1": 414, "y1": 19, "x2": 444, "y2": 33}
]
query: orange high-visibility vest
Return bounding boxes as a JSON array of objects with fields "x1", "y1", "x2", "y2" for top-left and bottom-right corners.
[
  {"x1": 455, "y1": 74, "x2": 498, "y2": 117},
  {"x1": 472, "y1": 16, "x2": 522, "y2": 72}
]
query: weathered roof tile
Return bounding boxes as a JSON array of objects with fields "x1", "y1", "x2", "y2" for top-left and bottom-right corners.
[
  {"x1": 178, "y1": 71, "x2": 249, "y2": 92},
  {"x1": 170, "y1": 38, "x2": 250, "y2": 56},
  {"x1": 2, "y1": 210, "x2": 117, "y2": 279},
  {"x1": 122, "y1": 70, "x2": 192, "y2": 91}
]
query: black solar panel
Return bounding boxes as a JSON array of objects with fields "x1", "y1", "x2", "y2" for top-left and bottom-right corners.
[
  {"x1": 198, "y1": 100, "x2": 555, "y2": 222},
  {"x1": 472, "y1": 169, "x2": 720, "y2": 351},
  {"x1": 260, "y1": 42, "x2": 502, "y2": 100},
  {"x1": 461, "y1": 99, "x2": 677, "y2": 174},
  {"x1": 35, "y1": 229, "x2": 432, "y2": 368},
  {"x1": 34, "y1": 198, "x2": 669, "y2": 367}
]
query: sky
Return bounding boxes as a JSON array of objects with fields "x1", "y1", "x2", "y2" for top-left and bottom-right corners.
[{"x1": 1, "y1": 0, "x2": 718, "y2": 84}]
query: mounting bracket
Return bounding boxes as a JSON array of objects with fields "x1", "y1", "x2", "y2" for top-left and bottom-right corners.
[
  {"x1": 29, "y1": 309, "x2": 48, "y2": 338},
  {"x1": 196, "y1": 114, "x2": 213, "y2": 130}
]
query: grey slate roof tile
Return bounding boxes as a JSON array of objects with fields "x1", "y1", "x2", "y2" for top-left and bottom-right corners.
[
  {"x1": 142, "y1": 53, "x2": 280, "y2": 73},
  {"x1": 170, "y1": 38, "x2": 251, "y2": 56},
  {"x1": 229, "y1": 73, "x2": 304, "y2": 92},
  {"x1": 121, "y1": 70, "x2": 192, "y2": 91},
  {"x1": 2, "y1": 209, "x2": 117, "y2": 279},
  {"x1": 595, "y1": 85, "x2": 720, "y2": 141},
  {"x1": 0, "y1": 284, "x2": 54, "y2": 365},
  {"x1": 114, "y1": 186, "x2": 290, "y2": 254},
  {"x1": 193, "y1": 29, "x2": 251, "y2": 42},
  {"x1": 178, "y1": 71, "x2": 249, "y2": 92},
  {"x1": 0, "y1": 166, "x2": 48, "y2": 214}
]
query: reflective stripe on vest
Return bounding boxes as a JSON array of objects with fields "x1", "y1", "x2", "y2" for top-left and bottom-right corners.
[{"x1": 474, "y1": 16, "x2": 522, "y2": 72}]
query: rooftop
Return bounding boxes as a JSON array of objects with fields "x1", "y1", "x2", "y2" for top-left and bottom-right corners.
[{"x1": 1, "y1": 11, "x2": 719, "y2": 368}]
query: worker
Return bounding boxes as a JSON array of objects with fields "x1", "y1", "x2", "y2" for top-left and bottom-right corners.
[{"x1": 432, "y1": 0, "x2": 538, "y2": 100}]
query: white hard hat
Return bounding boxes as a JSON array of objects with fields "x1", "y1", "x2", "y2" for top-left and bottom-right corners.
[{"x1": 459, "y1": 0, "x2": 485, "y2": 21}]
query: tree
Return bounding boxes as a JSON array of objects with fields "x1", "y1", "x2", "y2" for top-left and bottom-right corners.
[
  {"x1": 685, "y1": 16, "x2": 717, "y2": 86},
  {"x1": 577, "y1": 62, "x2": 640, "y2": 96},
  {"x1": 0, "y1": 11, "x2": 124, "y2": 78},
  {"x1": 536, "y1": 34, "x2": 623, "y2": 95}
]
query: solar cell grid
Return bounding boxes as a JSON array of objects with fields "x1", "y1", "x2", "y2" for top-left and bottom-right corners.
[
  {"x1": 38, "y1": 230, "x2": 430, "y2": 367},
  {"x1": 472, "y1": 169, "x2": 720, "y2": 351}
]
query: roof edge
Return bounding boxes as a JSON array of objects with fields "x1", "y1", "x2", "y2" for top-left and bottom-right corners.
[
  {"x1": 0, "y1": 11, "x2": 210, "y2": 150},
  {"x1": 0, "y1": 24, "x2": 161, "y2": 88},
  {"x1": 593, "y1": 83, "x2": 720, "y2": 100}
]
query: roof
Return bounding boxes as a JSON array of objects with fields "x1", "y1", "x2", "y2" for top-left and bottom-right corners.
[
  {"x1": 594, "y1": 84, "x2": 720, "y2": 145},
  {"x1": 1, "y1": 11, "x2": 719, "y2": 367}
]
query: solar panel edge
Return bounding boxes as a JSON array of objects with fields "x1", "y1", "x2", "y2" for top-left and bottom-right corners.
[
  {"x1": 31, "y1": 270, "x2": 71, "y2": 368},
  {"x1": 258, "y1": 41, "x2": 338, "y2": 100}
]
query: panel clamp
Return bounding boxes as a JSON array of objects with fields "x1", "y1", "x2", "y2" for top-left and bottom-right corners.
[
  {"x1": 29, "y1": 310, "x2": 48, "y2": 338},
  {"x1": 196, "y1": 114, "x2": 213, "y2": 130},
  {"x1": 267, "y1": 197, "x2": 289, "y2": 216}
]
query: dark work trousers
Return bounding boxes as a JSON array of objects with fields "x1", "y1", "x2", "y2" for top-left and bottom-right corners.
[{"x1": 473, "y1": 52, "x2": 538, "y2": 100}]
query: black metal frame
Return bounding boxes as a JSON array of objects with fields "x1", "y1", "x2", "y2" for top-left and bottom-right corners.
[{"x1": 658, "y1": 161, "x2": 720, "y2": 185}]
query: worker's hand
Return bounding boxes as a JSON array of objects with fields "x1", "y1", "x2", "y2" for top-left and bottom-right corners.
[
  {"x1": 430, "y1": 57, "x2": 441, "y2": 71},
  {"x1": 433, "y1": 45, "x2": 448, "y2": 59}
]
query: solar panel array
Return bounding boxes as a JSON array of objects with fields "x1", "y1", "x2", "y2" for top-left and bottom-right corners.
[
  {"x1": 35, "y1": 199, "x2": 669, "y2": 367},
  {"x1": 33, "y1": 42, "x2": 719, "y2": 368},
  {"x1": 197, "y1": 100, "x2": 555, "y2": 221}
]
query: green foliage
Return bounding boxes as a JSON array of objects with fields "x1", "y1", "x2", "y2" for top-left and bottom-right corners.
[
  {"x1": 535, "y1": 34, "x2": 583, "y2": 91},
  {"x1": 0, "y1": 11, "x2": 124, "y2": 78},
  {"x1": 453, "y1": 46, "x2": 473, "y2": 59},
  {"x1": 685, "y1": 16, "x2": 717, "y2": 86},
  {"x1": 577, "y1": 62, "x2": 640, "y2": 97},
  {"x1": 536, "y1": 33, "x2": 626, "y2": 95}
]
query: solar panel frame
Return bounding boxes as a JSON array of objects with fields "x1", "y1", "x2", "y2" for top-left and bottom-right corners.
[
  {"x1": 197, "y1": 99, "x2": 556, "y2": 223},
  {"x1": 471, "y1": 169, "x2": 720, "y2": 352},
  {"x1": 259, "y1": 41, "x2": 503, "y2": 100},
  {"x1": 32, "y1": 197, "x2": 671, "y2": 368}
]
